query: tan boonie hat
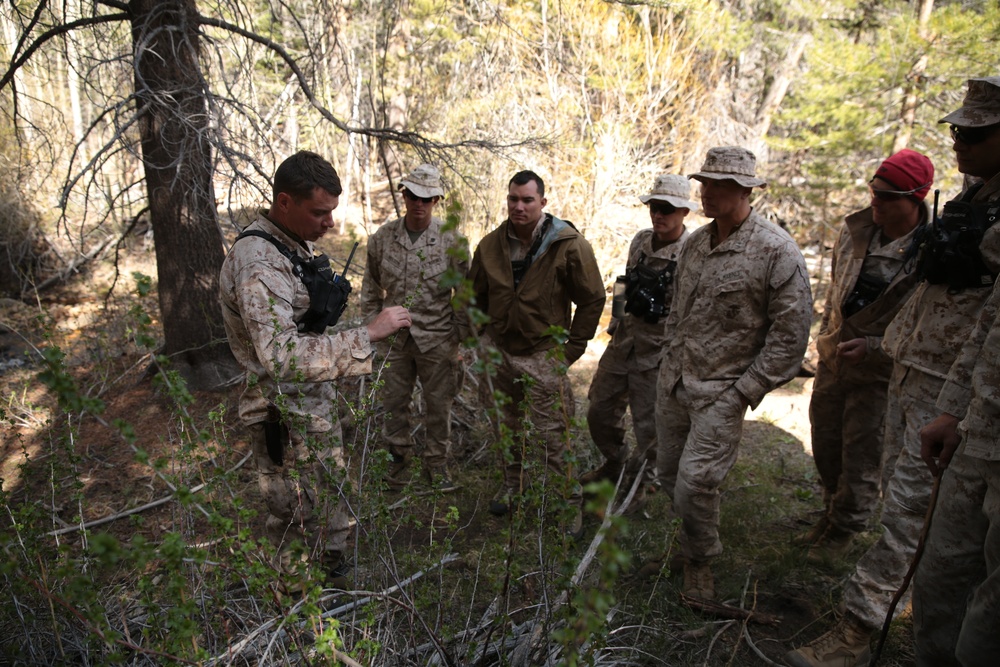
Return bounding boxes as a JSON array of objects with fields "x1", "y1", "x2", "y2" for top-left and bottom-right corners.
[
  {"x1": 688, "y1": 146, "x2": 767, "y2": 188},
  {"x1": 939, "y1": 76, "x2": 1000, "y2": 127},
  {"x1": 638, "y1": 174, "x2": 699, "y2": 211},
  {"x1": 399, "y1": 163, "x2": 445, "y2": 198}
]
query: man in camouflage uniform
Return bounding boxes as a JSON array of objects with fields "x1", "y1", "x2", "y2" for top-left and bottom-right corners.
[
  {"x1": 799, "y1": 149, "x2": 933, "y2": 563},
  {"x1": 220, "y1": 151, "x2": 411, "y2": 590},
  {"x1": 581, "y1": 174, "x2": 696, "y2": 509},
  {"x1": 786, "y1": 77, "x2": 1000, "y2": 667},
  {"x1": 360, "y1": 164, "x2": 468, "y2": 491},
  {"x1": 912, "y1": 76, "x2": 1000, "y2": 667},
  {"x1": 654, "y1": 147, "x2": 812, "y2": 600},
  {"x1": 469, "y1": 170, "x2": 605, "y2": 535}
]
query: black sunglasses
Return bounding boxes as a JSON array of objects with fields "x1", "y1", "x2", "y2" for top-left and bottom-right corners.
[
  {"x1": 950, "y1": 123, "x2": 1000, "y2": 145},
  {"x1": 648, "y1": 201, "x2": 678, "y2": 216},
  {"x1": 402, "y1": 190, "x2": 436, "y2": 204}
]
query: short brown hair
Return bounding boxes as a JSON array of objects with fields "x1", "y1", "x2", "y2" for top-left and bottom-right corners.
[{"x1": 273, "y1": 151, "x2": 343, "y2": 202}]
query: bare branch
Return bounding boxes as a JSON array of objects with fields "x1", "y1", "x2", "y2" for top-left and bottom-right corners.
[
  {"x1": 96, "y1": 0, "x2": 129, "y2": 11},
  {"x1": 195, "y1": 14, "x2": 532, "y2": 156},
  {"x1": 0, "y1": 13, "x2": 129, "y2": 91}
]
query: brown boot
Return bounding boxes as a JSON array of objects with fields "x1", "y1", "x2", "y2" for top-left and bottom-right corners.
[
  {"x1": 579, "y1": 460, "x2": 623, "y2": 485},
  {"x1": 807, "y1": 524, "x2": 856, "y2": 564},
  {"x1": 488, "y1": 487, "x2": 517, "y2": 516},
  {"x1": 784, "y1": 612, "x2": 872, "y2": 667},
  {"x1": 385, "y1": 452, "x2": 411, "y2": 490},
  {"x1": 681, "y1": 560, "x2": 715, "y2": 600},
  {"x1": 424, "y1": 466, "x2": 460, "y2": 493},
  {"x1": 621, "y1": 483, "x2": 654, "y2": 516},
  {"x1": 792, "y1": 515, "x2": 830, "y2": 547},
  {"x1": 321, "y1": 552, "x2": 350, "y2": 590}
]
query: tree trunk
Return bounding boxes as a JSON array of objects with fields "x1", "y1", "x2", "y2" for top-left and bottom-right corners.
[
  {"x1": 892, "y1": 0, "x2": 934, "y2": 153},
  {"x1": 754, "y1": 33, "x2": 811, "y2": 138},
  {"x1": 130, "y1": 0, "x2": 237, "y2": 389}
]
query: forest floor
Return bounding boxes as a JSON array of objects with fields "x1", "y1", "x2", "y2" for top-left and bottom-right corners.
[{"x1": 0, "y1": 240, "x2": 916, "y2": 666}]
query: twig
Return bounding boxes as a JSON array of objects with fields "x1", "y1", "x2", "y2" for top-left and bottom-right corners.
[
  {"x1": 27, "y1": 578, "x2": 199, "y2": 665},
  {"x1": 870, "y1": 472, "x2": 943, "y2": 667},
  {"x1": 205, "y1": 553, "x2": 459, "y2": 665},
  {"x1": 725, "y1": 570, "x2": 755, "y2": 667},
  {"x1": 743, "y1": 625, "x2": 783, "y2": 667},
  {"x1": 680, "y1": 595, "x2": 781, "y2": 626},
  {"x1": 703, "y1": 620, "x2": 737, "y2": 666},
  {"x1": 46, "y1": 450, "x2": 252, "y2": 537}
]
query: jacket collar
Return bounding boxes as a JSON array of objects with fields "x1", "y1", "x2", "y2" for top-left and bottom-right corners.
[
  {"x1": 256, "y1": 209, "x2": 312, "y2": 256},
  {"x1": 844, "y1": 205, "x2": 928, "y2": 259}
]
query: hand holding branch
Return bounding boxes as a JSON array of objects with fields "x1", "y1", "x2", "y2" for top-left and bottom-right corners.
[{"x1": 920, "y1": 413, "x2": 962, "y2": 477}]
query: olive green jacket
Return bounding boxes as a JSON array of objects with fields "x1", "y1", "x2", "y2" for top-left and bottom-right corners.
[{"x1": 469, "y1": 214, "x2": 606, "y2": 364}]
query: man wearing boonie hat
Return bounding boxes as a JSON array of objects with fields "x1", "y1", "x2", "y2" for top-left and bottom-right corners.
[
  {"x1": 787, "y1": 76, "x2": 1000, "y2": 667},
  {"x1": 796, "y1": 149, "x2": 933, "y2": 562},
  {"x1": 360, "y1": 163, "x2": 469, "y2": 492},
  {"x1": 908, "y1": 75, "x2": 1000, "y2": 667},
  {"x1": 646, "y1": 147, "x2": 812, "y2": 600},
  {"x1": 580, "y1": 175, "x2": 696, "y2": 511}
]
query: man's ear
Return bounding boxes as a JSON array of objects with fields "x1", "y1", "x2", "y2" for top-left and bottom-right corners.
[
  {"x1": 540, "y1": 197, "x2": 548, "y2": 209},
  {"x1": 274, "y1": 191, "x2": 292, "y2": 212}
]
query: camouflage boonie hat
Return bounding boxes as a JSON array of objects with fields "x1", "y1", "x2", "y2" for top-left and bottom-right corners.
[
  {"x1": 638, "y1": 174, "x2": 699, "y2": 211},
  {"x1": 939, "y1": 76, "x2": 1000, "y2": 127},
  {"x1": 399, "y1": 163, "x2": 445, "y2": 198},
  {"x1": 688, "y1": 146, "x2": 767, "y2": 188}
]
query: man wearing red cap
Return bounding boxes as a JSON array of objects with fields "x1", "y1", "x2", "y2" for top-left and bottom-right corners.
[
  {"x1": 787, "y1": 76, "x2": 1000, "y2": 667},
  {"x1": 797, "y1": 149, "x2": 933, "y2": 563}
]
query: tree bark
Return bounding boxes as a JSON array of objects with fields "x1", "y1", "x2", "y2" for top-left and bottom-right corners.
[
  {"x1": 130, "y1": 0, "x2": 236, "y2": 389},
  {"x1": 892, "y1": 0, "x2": 934, "y2": 153},
  {"x1": 754, "y1": 33, "x2": 811, "y2": 138}
]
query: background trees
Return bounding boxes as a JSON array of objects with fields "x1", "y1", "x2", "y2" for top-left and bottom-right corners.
[{"x1": 6, "y1": 0, "x2": 994, "y2": 331}]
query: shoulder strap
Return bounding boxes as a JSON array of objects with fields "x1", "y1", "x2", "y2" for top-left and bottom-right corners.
[
  {"x1": 236, "y1": 228, "x2": 294, "y2": 260},
  {"x1": 235, "y1": 229, "x2": 309, "y2": 280}
]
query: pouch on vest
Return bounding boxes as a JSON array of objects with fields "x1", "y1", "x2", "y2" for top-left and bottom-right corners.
[
  {"x1": 842, "y1": 271, "x2": 889, "y2": 318},
  {"x1": 624, "y1": 259, "x2": 677, "y2": 323},
  {"x1": 916, "y1": 185, "x2": 998, "y2": 291}
]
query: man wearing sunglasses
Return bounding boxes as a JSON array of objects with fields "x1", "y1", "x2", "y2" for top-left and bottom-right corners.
[
  {"x1": 797, "y1": 149, "x2": 933, "y2": 565},
  {"x1": 910, "y1": 75, "x2": 1000, "y2": 667},
  {"x1": 360, "y1": 164, "x2": 469, "y2": 492},
  {"x1": 649, "y1": 147, "x2": 812, "y2": 600},
  {"x1": 787, "y1": 76, "x2": 1000, "y2": 667},
  {"x1": 580, "y1": 174, "x2": 695, "y2": 513}
]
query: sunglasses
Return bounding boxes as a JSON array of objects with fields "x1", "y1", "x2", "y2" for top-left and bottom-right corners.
[
  {"x1": 648, "y1": 201, "x2": 678, "y2": 216},
  {"x1": 950, "y1": 123, "x2": 1000, "y2": 145},
  {"x1": 868, "y1": 182, "x2": 929, "y2": 202},
  {"x1": 402, "y1": 190, "x2": 437, "y2": 204}
]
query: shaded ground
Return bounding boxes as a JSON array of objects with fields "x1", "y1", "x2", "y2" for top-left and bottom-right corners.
[{"x1": 0, "y1": 254, "x2": 916, "y2": 666}]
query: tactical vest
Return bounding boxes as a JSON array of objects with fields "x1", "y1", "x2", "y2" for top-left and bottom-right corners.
[
  {"x1": 624, "y1": 255, "x2": 678, "y2": 323},
  {"x1": 916, "y1": 184, "x2": 999, "y2": 292},
  {"x1": 235, "y1": 230, "x2": 353, "y2": 333}
]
